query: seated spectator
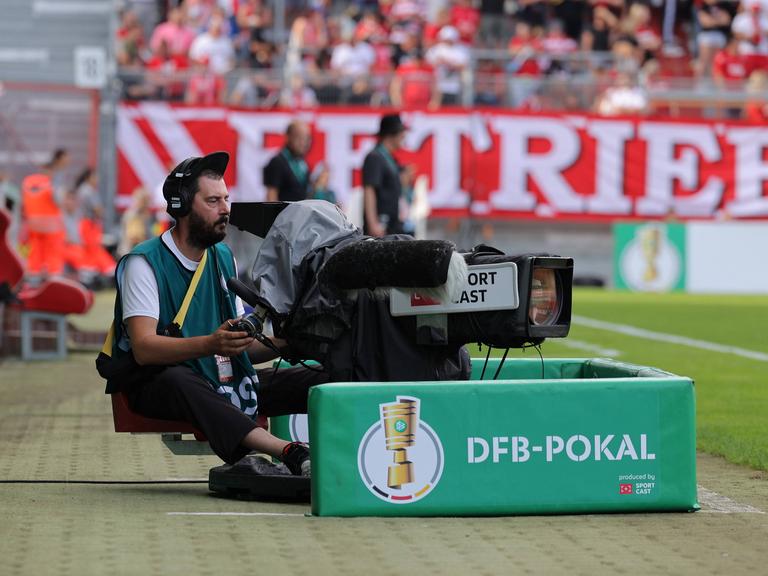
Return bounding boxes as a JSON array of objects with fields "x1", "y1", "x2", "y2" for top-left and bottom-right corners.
[
  {"x1": 744, "y1": 69, "x2": 768, "y2": 120},
  {"x1": 451, "y1": 0, "x2": 481, "y2": 45},
  {"x1": 279, "y1": 74, "x2": 319, "y2": 108},
  {"x1": 611, "y1": 34, "x2": 644, "y2": 74},
  {"x1": 189, "y1": 14, "x2": 235, "y2": 75},
  {"x1": 508, "y1": 20, "x2": 543, "y2": 76},
  {"x1": 582, "y1": 6, "x2": 619, "y2": 53},
  {"x1": 330, "y1": 30, "x2": 376, "y2": 80},
  {"x1": 355, "y1": 11, "x2": 389, "y2": 48},
  {"x1": 507, "y1": 20, "x2": 543, "y2": 106},
  {"x1": 595, "y1": 71, "x2": 649, "y2": 116},
  {"x1": 621, "y1": 2, "x2": 662, "y2": 59},
  {"x1": 478, "y1": 0, "x2": 509, "y2": 48},
  {"x1": 347, "y1": 76, "x2": 376, "y2": 105},
  {"x1": 390, "y1": 46, "x2": 438, "y2": 109},
  {"x1": 229, "y1": 69, "x2": 275, "y2": 107},
  {"x1": 247, "y1": 36, "x2": 275, "y2": 69},
  {"x1": 150, "y1": 6, "x2": 195, "y2": 59},
  {"x1": 426, "y1": 25, "x2": 470, "y2": 106},
  {"x1": 289, "y1": 7, "x2": 329, "y2": 65},
  {"x1": 474, "y1": 58, "x2": 506, "y2": 106},
  {"x1": 732, "y1": 2, "x2": 768, "y2": 57},
  {"x1": 540, "y1": 19, "x2": 579, "y2": 73},
  {"x1": 116, "y1": 9, "x2": 146, "y2": 68},
  {"x1": 696, "y1": 1, "x2": 733, "y2": 77},
  {"x1": 236, "y1": 0, "x2": 273, "y2": 60},
  {"x1": 553, "y1": 0, "x2": 587, "y2": 43},
  {"x1": 185, "y1": 0, "x2": 217, "y2": 33},
  {"x1": 185, "y1": 58, "x2": 227, "y2": 105},
  {"x1": 514, "y1": 0, "x2": 548, "y2": 30},
  {"x1": 713, "y1": 35, "x2": 752, "y2": 87},
  {"x1": 306, "y1": 48, "x2": 344, "y2": 104},
  {"x1": 388, "y1": 0, "x2": 427, "y2": 30},
  {"x1": 423, "y1": 7, "x2": 452, "y2": 48},
  {"x1": 144, "y1": 40, "x2": 189, "y2": 100}
]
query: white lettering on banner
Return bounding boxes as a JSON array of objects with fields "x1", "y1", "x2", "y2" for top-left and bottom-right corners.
[
  {"x1": 726, "y1": 128, "x2": 768, "y2": 217},
  {"x1": 315, "y1": 114, "x2": 379, "y2": 207},
  {"x1": 638, "y1": 123, "x2": 724, "y2": 216},
  {"x1": 468, "y1": 434, "x2": 656, "y2": 463},
  {"x1": 586, "y1": 120, "x2": 633, "y2": 214},
  {"x1": 116, "y1": 106, "x2": 768, "y2": 219},
  {"x1": 489, "y1": 117, "x2": 584, "y2": 213},
  {"x1": 405, "y1": 113, "x2": 488, "y2": 208},
  {"x1": 228, "y1": 112, "x2": 294, "y2": 202}
]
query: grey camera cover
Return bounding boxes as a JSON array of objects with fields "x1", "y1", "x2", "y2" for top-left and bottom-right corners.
[{"x1": 250, "y1": 200, "x2": 361, "y2": 315}]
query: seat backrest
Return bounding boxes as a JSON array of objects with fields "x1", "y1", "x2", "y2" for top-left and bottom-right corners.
[
  {"x1": 0, "y1": 208, "x2": 24, "y2": 289},
  {"x1": 111, "y1": 392, "x2": 204, "y2": 436}
]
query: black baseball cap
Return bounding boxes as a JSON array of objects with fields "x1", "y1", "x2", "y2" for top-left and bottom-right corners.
[
  {"x1": 166, "y1": 151, "x2": 229, "y2": 183},
  {"x1": 377, "y1": 113, "x2": 408, "y2": 137}
]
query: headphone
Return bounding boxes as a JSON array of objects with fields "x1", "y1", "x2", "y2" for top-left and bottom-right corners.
[{"x1": 162, "y1": 157, "x2": 197, "y2": 218}]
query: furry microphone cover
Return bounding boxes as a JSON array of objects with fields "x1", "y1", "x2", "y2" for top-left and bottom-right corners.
[{"x1": 319, "y1": 239, "x2": 461, "y2": 293}]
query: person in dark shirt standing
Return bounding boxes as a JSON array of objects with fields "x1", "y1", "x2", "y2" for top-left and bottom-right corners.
[
  {"x1": 263, "y1": 120, "x2": 311, "y2": 202},
  {"x1": 362, "y1": 113, "x2": 407, "y2": 237}
]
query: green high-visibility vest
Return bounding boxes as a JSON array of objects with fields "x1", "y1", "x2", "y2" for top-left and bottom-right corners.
[{"x1": 109, "y1": 236, "x2": 258, "y2": 417}]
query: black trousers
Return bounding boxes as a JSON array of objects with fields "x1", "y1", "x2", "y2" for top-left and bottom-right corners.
[{"x1": 127, "y1": 365, "x2": 329, "y2": 464}]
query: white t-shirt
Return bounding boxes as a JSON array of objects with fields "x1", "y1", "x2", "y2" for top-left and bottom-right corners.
[
  {"x1": 732, "y1": 11, "x2": 768, "y2": 55},
  {"x1": 119, "y1": 229, "x2": 244, "y2": 322},
  {"x1": 330, "y1": 41, "x2": 375, "y2": 77},
  {"x1": 426, "y1": 42, "x2": 470, "y2": 95},
  {"x1": 189, "y1": 33, "x2": 235, "y2": 74}
]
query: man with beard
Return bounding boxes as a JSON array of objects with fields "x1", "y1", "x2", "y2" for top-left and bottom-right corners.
[{"x1": 104, "y1": 152, "x2": 325, "y2": 474}]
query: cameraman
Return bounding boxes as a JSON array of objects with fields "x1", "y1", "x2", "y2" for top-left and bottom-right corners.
[{"x1": 102, "y1": 152, "x2": 326, "y2": 475}]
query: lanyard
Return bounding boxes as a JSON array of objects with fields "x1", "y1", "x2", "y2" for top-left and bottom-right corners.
[
  {"x1": 281, "y1": 148, "x2": 308, "y2": 185},
  {"x1": 376, "y1": 144, "x2": 400, "y2": 174}
]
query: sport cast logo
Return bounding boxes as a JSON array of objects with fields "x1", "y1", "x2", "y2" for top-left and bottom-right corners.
[{"x1": 357, "y1": 396, "x2": 444, "y2": 504}]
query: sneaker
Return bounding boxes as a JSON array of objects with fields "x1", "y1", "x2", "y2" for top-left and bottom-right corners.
[{"x1": 280, "y1": 442, "x2": 311, "y2": 477}]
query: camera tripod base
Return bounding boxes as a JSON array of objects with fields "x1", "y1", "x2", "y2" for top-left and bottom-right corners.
[{"x1": 208, "y1": 455, "x2": 311, "y2": 503}]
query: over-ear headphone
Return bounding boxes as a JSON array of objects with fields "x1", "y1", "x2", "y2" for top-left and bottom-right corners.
[{"x1": 162, "y1": 157, "x2": 197, "y2": 218}]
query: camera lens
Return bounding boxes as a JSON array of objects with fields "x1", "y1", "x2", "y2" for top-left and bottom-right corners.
[{"x1": 529, "y1": 267, "x2": 561, "y2": 326}]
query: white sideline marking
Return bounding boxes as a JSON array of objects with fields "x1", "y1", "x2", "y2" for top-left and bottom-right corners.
[
  {"x1": 573, "y1": 315, "x2": 768, "y2": 363},
  {"x1": 697, "y1": 486, "x2": 765, "y2": 514},
  {"x1": 167, "y1": 512, "x2": 306, "y2": 517},
  {"x1": 558, "y1": 338, "x2": 621, "y2": 357}
]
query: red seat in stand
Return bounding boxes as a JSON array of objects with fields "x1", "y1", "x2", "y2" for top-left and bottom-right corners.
[{"x1": 0, "y1": 208, "x2": 93, "y2": 359}]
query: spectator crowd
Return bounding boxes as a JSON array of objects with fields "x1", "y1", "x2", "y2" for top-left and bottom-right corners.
[{"x1": 115, "y1": 0, "x2": 767, "y2": 117}]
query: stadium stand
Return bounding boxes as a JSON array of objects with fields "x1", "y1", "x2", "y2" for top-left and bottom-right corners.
[{"x1": 114, "y1": 0, "x2": 766, "y2": 118}]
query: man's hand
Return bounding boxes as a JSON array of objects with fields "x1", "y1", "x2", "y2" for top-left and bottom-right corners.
[
  {"x1": 368, "y1": 222, "x2": 386, "y2": 237},
  {"x1": 209, "y1": 320, "x2": 255, "y2": 357}
]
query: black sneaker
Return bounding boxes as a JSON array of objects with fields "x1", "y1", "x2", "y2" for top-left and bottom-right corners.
[{"x1": 280, "y1": 442, "x2": 311, "y2": 477}]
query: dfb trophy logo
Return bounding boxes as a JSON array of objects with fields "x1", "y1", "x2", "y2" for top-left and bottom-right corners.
[{"x1": 357, "y1": 396, "x2": 444, "y2": 504}]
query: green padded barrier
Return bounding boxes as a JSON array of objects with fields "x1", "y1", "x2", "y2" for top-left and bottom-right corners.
[{"x1": 309, "y1": 358, "x2": 697, "y2": 517}]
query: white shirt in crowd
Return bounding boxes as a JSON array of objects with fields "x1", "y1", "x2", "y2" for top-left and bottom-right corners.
[
  {"x1": 189, "y1": 33, "x2": 235, "y2": 74},
  {"x1": 597, "y1": 86, "x2": 649, "y2": 116},
  {"x1": 732, "y1": 10, "x2": 768, "y2": 55},
  {"x1": 330, "y1": 41, "x2": 375, "y2": 77},
  {"x1": 426, "y1": 41, "x2": 470, "y2": 95}
]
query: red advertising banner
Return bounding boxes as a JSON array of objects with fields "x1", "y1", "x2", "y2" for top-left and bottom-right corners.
[{"x1": 117, "y1": 103, "x2": 768, "y2": 220}]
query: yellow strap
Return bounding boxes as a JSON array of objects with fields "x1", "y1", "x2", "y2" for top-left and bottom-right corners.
[
  {"x1": 173, "y1": 248, "x2": 208, "y2": 329},
  {"x1": 100, "y1": 249, "x2": 209, "y2": 356},
  {"x1": 101, "y1": 322, "x2": 115, "y2": 355}
]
